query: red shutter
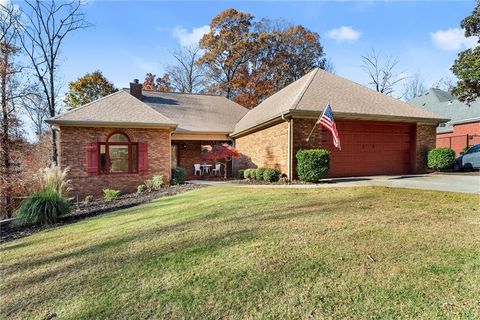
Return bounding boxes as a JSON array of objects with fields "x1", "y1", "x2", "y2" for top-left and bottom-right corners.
[
  {"x1": 85, "y1": 142, "x2": 98, "y2": 176},
  {"x1": 138, "y1": 142, "x2": 148, "y2": 175}
]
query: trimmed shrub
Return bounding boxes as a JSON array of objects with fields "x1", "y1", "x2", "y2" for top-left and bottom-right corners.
[
  {"x1": 243, "y1": 168, "x2": 252, "y2": 179},
  {"x1": 296, "y1": 149, "x2": 330, "y2": 182},
  {"x1": 171, "y1": 167, "x2": 187, "y2": 185},
  {"x1": 255, "y1": 168, "x2": 267, "y2": 181},
  {"x1": 137, "y1": 184, "x2": 146, "y2": 193},
  {"x1": 103, "y1": 189, "x2": 121, "y2": 201},
  {"x1": 238, "y1": 169, "x2": 246, "y2": 179},
  {"x1": 427, "y1": 148, "x2": 456, "y2": 170},
  {"x1": 15, "y1": 191, "x2": 73, "y2": 226},
  {"x1": 152, "y1": 175, "x2": 164, "y2": 190},
  {"x1": 263, "y1": 168, "x2": 280, "y2": 183},
  {"x1": 84, "y1": 195, "x2": 94, "y2": 204}
]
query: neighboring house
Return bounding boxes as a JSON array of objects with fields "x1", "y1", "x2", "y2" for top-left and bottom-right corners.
[
  {"x1": 409, "y1": 88, "x2": 480, "y2": 154},
  {"x1": 47, "y1": 69, "x2": 446, "y2": 198}
]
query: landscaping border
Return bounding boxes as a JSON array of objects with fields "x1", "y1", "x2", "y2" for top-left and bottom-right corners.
[{"x1": 1, "y1": 183, "x2": 207, "y2": 243}]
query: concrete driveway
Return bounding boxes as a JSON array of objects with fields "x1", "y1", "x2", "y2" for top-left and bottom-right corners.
[{"x1": 190, "y1": 174, "x2": 480, "y2": 194}]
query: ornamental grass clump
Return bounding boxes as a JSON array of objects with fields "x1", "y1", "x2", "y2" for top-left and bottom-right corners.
[
  {"x1": 15, "y1": 166, "x2": 73, "y2": 226},
  {"x1": 15, "y1": 191, "x2": 73, "y2": 226}
]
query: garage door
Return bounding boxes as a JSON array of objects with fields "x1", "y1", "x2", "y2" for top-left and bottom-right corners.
[{"x1": 321, "y1": 120, "x2": 414, "y2": 177}]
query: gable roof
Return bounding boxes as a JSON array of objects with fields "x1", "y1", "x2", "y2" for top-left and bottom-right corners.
[
  {"x1": 142, "y1": 91, "x2": 248, "y2": 133},
  {"x1": 408, "y1": 88, "x2": 480, "y2": 133},
  {"x1": 232, "y1": 68, "x2": 448, "y2": 136},
  {"x1": 47, "y1": 90, "x2": 176, "y2": 128}
]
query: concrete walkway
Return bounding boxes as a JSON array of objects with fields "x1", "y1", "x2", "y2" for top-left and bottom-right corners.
[{"x1": 189, "y1": 174, "x2": 480, "y2": 194}]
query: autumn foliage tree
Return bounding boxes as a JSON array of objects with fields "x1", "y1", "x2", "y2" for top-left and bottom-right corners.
[
  {"x1": 198, "y1": 9, "x2": 326, "y2": 108},
  {"x1": 64, "y1": 70, "x2": 117, "y2": 110},
  {"x1": 201, "y1": 144, "x2": 240, "y2": 179},
  {"x1": 142, "y1": 73, "x2": 172, "y2": 92},
  {"x1": 198, "y1": 9, "x2": 257, "y2": 100}
]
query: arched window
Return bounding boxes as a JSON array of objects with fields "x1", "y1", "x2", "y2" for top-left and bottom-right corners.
[{"x1": 99, "y1": 132, "x2": 138, "y2": 174}]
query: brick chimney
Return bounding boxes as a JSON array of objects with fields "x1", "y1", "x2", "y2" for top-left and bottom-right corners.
[{"x1": 129, "y1": 79, "x2": 143, "y2": 100}]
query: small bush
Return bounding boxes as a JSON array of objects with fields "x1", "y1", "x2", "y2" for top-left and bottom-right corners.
[
  {"x1": 171, "y1": 167, "x2": 187, "y2": 185},
  {"x1": 15, "y1": 191, "x2": 73, "y2": 226},
  {"x1": 144, "y1": 179, "x2": 153, "y2": 192},
  {"x1": 427, "y1": 148, "x2": 456, "y2": 170},
  {"x1": 103, "y1": 189, "x2": 121, "y2": 201},
  {"x1": 296, "y1": 149, "x2": 330, "y2": 182},
  {"x1": 238, "y1": 169, "x2": 245, "y2": 179},
  {"x1": 84, "y1": 195, "x2": 94, "y2": 204},
  {"x1": 462, "y1": 145, "x2": 470, "y2": 153},
  {"x1": 255, "y1": 168, "x2": 267, "y2": 181},
  {"x1": 263, "y1": 168, "x2": 280, "y2": 183},
  {"x1": 243, "y1": 169, "x2": 252, "y2": 179},
  {"x1": 137, "y1": 184, "x2": 146, "y2": 194},
  {"x1": 152, "y1": 175, "x2": 164, "y2": 190}
]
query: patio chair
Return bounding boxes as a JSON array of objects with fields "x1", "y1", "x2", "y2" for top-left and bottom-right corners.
[
  {"x1": 194, "y1": 164, "x2": 202, "y2": 176},
  {"x1": 212, "y1": 163, "x2": 221, "y2": 176}
]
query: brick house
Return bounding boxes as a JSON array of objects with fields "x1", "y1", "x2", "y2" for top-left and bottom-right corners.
[
  {"x1": 47, "y1": 69, "x2": 446, "y2": 198},
  {"x1": 409, "y1": 88, "x2": 480, "y2": 154}
]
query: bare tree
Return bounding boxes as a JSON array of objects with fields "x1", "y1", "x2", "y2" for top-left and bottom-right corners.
[
  {"x1": 361, "y1": 49, "x2": 407, "y2": 96},
  {"x1": 1, "y1": 1, "x2": 23, "y2": 216},
  {"x1": 402, "y1": 73, "x2": 427, "y2": 101},
  {"x1": 21, "y1": 89, "x2": 49, "y2": 139},
  {"x1": 18, "y1": 0, "x2": 90, "y2": 165},
  {"x1": 323, "y1": 57, "x2": 336, "y2": 74},
  {"x1": 167, "y1": 46, "x2": 205, "y2": 93},
  {"x1": 432, "y1": 77, "x2": 456, "y2": 93}
]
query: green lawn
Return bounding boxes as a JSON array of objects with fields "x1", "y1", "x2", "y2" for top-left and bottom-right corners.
[{"x1": 1, "y1": 186, "x2": 479, "y2": 319}]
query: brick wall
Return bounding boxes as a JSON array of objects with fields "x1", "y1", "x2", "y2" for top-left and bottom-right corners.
[
  {"x1": 233, "y1": 121, "x2": 289, "y2": 175},
  {"x1": 58, "y1": 126, "x2": 172, "y2": 199},
  {"x1": 415, "y1": 124, "x2": 437, "y2": 173},
  {"x1": 436, "y1": 121, "x2": 480, "y2": 154}
]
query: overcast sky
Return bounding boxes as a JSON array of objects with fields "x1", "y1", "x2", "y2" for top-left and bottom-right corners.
[{"x1": 8, "y1": 0, "x2": 477, "y2": 97}]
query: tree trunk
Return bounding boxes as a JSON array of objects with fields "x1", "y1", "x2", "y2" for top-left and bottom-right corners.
[
  {"x1": 49, "y1": 66, "x2": 58, "y2": 166},
  {"x1": 1, "y1": 49, "x2": 12, "y2": 216}
]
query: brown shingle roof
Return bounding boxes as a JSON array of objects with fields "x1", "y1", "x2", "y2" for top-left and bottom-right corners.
[
  {"x1": 47, "y1": 91, "x2": 176, "y2": 128},
  {"x1": 232, "y1": 68, "x2": 448, "y2": 136},
  {"x1": 142, "y1": 91, "x2": 249, "y2": 133}
]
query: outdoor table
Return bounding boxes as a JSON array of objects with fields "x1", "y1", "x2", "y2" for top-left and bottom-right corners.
[{"x1": 201, "y1": 164, "x2": 212, "y2": 175}]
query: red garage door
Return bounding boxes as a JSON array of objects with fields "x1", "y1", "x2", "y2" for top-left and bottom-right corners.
[{"x1": 321, "y1": 120, "x2": 415, "y2": 177}]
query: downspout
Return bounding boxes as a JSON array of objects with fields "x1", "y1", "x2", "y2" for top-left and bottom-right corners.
[{"x1": 282, "y1": 114, "x2": 292, "y2": 181}]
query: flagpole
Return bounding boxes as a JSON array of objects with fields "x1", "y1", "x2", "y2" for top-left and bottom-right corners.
[{"x1": 306, "y1": 101, "x2": 329, "y2": 142}]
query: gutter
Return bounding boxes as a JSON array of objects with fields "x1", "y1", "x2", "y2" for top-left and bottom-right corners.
[
  {"x1": 282, "y1": 114, "x2": 293, "y2": 180},
  {"x1": 230, "y1": 110, "x2": 449, "y2": 138},
  {"x1": 45, "y1": 120, "x2": 178, "y2": 129}
]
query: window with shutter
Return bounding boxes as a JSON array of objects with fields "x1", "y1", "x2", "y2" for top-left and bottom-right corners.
[
  {"x1": 85, "y1": 142, "x2": 99, "y2": 176},
  {"x1": 138, "y1": 142, "x2": 148, "y2": 175},
  {"x1": 91, "y1": 132, "x2": 141, "y2": 175}
]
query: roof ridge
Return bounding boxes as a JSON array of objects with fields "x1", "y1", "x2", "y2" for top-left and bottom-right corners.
[
  {"x1": 50, "y1": 90, "x2": 125, "y2": 120},
  {"x1": 291, "y1": 68, "x2": 318, "y2": 110}
]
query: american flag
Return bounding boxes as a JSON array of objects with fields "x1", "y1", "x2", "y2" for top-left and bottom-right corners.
[{"x1": 317, "y1": 102, "x2": 341, "y2": 150}]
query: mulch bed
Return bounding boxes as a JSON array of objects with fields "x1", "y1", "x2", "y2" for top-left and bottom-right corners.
[{"x1": 0, "y1": 183, "x2": 207, "y2": 243}]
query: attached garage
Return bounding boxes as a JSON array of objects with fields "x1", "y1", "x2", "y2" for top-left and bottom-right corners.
[
  {"x1": 293, "y1": 120, "x2": 416, "y2": 178},
  {"x1": 233, "y1": 68, "x2": 447, "y2": 179}
]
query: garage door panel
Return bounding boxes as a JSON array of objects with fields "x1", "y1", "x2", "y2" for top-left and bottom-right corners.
[{"x1": 319, "y1": 121, "x2": 414, "y2": 177}]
